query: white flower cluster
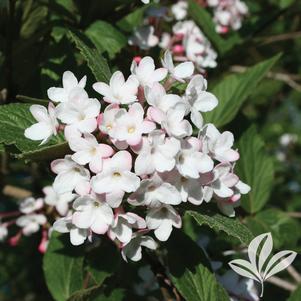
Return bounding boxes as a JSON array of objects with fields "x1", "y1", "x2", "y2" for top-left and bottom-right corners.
[
  {"x1": 24, "y1": 53, "x2": 250, "y2": 261},
  {"x1": 0, "y1": 187, "x2": 78, "y2": 252},
  {"x1": 129, "y1": 1, "x2": 218, "y2": 70},
  {"x1": 207, "y1": 0, "x2": 248, "y2": 34}
]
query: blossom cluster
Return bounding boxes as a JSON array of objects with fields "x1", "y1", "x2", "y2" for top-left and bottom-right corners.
[
  {"x1": 133, "y1": 0, "x2": 248, "y2": 71},
  {"x1": 23, "y1": 52, "x2": 250, "y2": 261},
  {"x1": 0, "y1": 187, "x2": 74, "y2": 252}
]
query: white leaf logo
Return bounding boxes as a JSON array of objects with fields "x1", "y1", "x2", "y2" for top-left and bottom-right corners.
[{"x1": 229, "y1": 232, "x2": 297, "y2": 297}]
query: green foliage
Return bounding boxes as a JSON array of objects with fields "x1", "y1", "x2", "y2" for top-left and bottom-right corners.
[
  {"x1": 85, "y1": 21, "x2": 127, "y2": 59},
  {"x1": 245, "y1": 208, "x2": 300, "y2": 249},
  {"x1": 68, "y1": 30, "x2": 112, "y2": 83},
  {"x1": 166, "y1": 231, "x2": 230, "y2": 301},
  {"x1": 86, "y1": 241, "x2": 120, "y2": 286},
  {"x1": 205, "y1": 54, "x2": 281, "y2": 127},
  {"x1": 187, "y1": 210, "x2": 253, "y2": 245},
  {"x1": 43, "y1": 232, "x2": 85, "y2": 301},
  {"x1": 287, "y1": 285, "x2": 301, "y2": 301},
  {"x1": 117, "y1": 5, "x2": 149, "y2": 32},
  {"x1": 0, "y1": 103, "x2": 69, "y2": 160},
  {"x1": 236, "y1": 126, "x2": 274, "y2": 214}
]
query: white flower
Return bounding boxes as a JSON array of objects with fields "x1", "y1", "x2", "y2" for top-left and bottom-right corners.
[
  {"x1": 68, "y1": 133, "x2": 114, "y2": 173},
  {"x1": 72, "y1": 195, "x2": 113, "y2": 234},
  {"x1": 108, "y1": 212, "x2": 146, "y2": 244},
  {"x1": 176, "y1": 137, "x2": 214, "y2": 178},
  {"x1": 0, "y1": 224, "x2": 8, "y2": 241},
  {"x1": 141, "y1": 0, "x2": 150, "y2": 3},
  {"x1": 19, "y1": 197, "x2": 43, "y2": 214},
  {"x1": 16, "y1": 214, "x2": 47, "y2": 236},
  {"x1": 53, "y1": 216, "x2": 89, "y2": 246},
  {"x1": 43, "y1": 185, "x2": 76, "y2": 216},
  {"x1": 51, "y1": 155, "x2": 90, "y2": 195},
  {"x1": 128, "y1": 26, "x2": 159, "y2": 50},
  {"x1": 131, "y1": 56, "x2": 167, "y2": 87},
  {"x1": 56, "y1": 88, "x2": 100, "y2": 133},
  {"x1": 162, "y1": 103, "x2": 192, "y2": 138},
  {"x1": 171, "y1": 1, "x2": 188, "y2": 20},
  {"x1": 110, "y1": 103, "x2": 155, "y2": 146},
  {"x1": 135, "y1": 130, "x2": 180, "y2": 175},
  {"x1": 146, "y1": 204, "x2": 181, "y2": 241},
  {"x1": 202, "y1": 163, "x2": 239, "y2": 202},
  {"x1": 163, "y1": 169, "x2": 205, "y2": 205},
  {"x1": 200, "y1": 124, "x2": 239, "y2": 162},
  {"x1": 47, "y1": 71, "x2": 86, "y2": 103},
  {"x1": 91, "y1": 151, "x2": 140, "y2": 195},
  {"x1": 128, "y1": 173, "x2": 182, "y2": 207},
  {"x1": 121, "y1": 233, "x2": 157, "y2": 262},
  {"x1": 24, "y1": 103, "x2": 58, "y2": 145},
  {"x1": 184, "y1": 75, "x2": 218, "y2": 128},
  {"x1": 161, "y1": 50, "x2": 194, "y2": 82},
  {"x1": 93, "y1": 71, "x2": 139, "y2": 105},
  {"x1": 145, "y1": 82, "x2": 185, "y2": 118}
]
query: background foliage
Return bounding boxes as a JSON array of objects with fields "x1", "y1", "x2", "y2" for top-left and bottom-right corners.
[{"x1": 0, "y1": 0, "x2": 301, "y2": 300}]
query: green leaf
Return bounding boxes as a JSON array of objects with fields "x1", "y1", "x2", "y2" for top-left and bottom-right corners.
[
  {"x1": 68, "y1": 30, "x2": 111, "y2": 83},
  {"x1": 245, "y1": 209, "x2": 300, "y2": 249},
  {"x1": 186, "y1": 210, "x2": 253, "y2": 245},
  {"x1": 85, "y1": 21, "x2": 127, "y2": 59},
  {"x1": 236, "y1": 126, "x2": 274, "y2": 213},
  {"x1": 188, "y1": 0, "x2": 228, "y2": 54},
  {"x1": 117, "y1": 5, "x2": 149, "y2": 32},
  {"x1": 43, "y1": 232, "x2": 84, "y2": 301},
  {"x1": 0, "y1": 103, "x2": 69, "y2": 160},
  {"x1": 87, "y1": 240, "x2": 120, "y2": 286},
  {"x1": 166, "y1": 231, "x2": 230, "y2": 301},
  {"x1": 204, "y1": 54, "x2": 281, "y2": 127},
  {"x1": 287, "y1": 284, "x2": 301, "y2": 301}
]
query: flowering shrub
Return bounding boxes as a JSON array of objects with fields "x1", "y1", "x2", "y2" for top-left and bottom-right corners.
[{"x1": 0, "y1": 0, "x2": 300, "y2": 301}]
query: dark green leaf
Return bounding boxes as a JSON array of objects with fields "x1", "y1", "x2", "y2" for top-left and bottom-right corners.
[
  {"x1": 204, "y1": 54, "x2": 281, "y2": 127},
  {"x1": 68, "y1": 30, "x2": 111, "y2": 83},
  {"x1": 43, "y1": 232, "x2": 84, "y2": 301},
  {"x1": 85, "y1": 21, "x2": 127, "y2": 59},
  {"x1": 87, "y1": 240, "x2": 120, "y2": 286},
  {"x1": 117, "y1": 5, "x2": 149, "y2": 32},
  {"x1": 186, "y1": 210, "x2": 253, "y2": 245},
  {"x1": 245, "y1": 209, "x2": 300, "y2": 249},
  {"x1": 236, "y1": 126, "x2": 274, "y2": 213},
  {"x1": 166, "y1": 231, "x2": 230, "y2": 301}
]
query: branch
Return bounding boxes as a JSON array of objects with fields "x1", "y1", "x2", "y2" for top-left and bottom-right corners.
[
  {"x1": 144, "y1": 252, "x2": 182, "y2": 301},
  {"x1": 3, "y1": 185, "x2": 32, "y2": 199},
  {"x1": 266, "y1": 276, "x2": 297, "y2": 292},
  {"x1": 258, "y1": 31, "x2": 301, "y2": 45},
  {"x1": 230, "y1": 65, "x2": 301, "y2": 92},
  {"x1": 287, "y1": 265, "x2": 301, "y2": 284}
]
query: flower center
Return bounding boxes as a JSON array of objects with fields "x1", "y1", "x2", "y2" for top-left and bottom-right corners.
[
  {"x1": 113, "y1": 172, "x2": 121, "y2": 177},
  {"x1": 128, "y1": 126, "x2": 135, "y2": 134},
  {"x1": 93, "y1": 201, "x2": 100, "y2": 207}
]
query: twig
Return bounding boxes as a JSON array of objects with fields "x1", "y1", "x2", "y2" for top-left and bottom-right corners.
[
  {"x1": 230, "y1": 65, "x2": 301, "y2": 92},
  {"x1": 287, "y1": 265, "x2": 301, "y2": 284},
  {"x1": 287, "y1": 212, "x2": 301, "y2": 218},
  {"x1": 266, "y1": 276, "x2": 297, "y2": 292},
  {"x1": 259, "y1": 31, "x2": 301, "y2": 45},
  {"x1": 3, "y1": 185, "x2": 32, "y2": 199},
  {"x1": 144, "y1": 252, "x2": 182, "y2": 301}
]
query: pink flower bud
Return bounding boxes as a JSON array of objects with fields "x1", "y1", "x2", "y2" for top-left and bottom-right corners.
[
  {"x1": 172, "y1": 44, "x2": 185, "y2": 55},
  {"x1": 133, "y1": 56, "x2": 142, "y2": 64}
]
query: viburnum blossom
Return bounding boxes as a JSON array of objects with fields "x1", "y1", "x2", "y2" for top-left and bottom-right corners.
[
  {"x1": 207, "y1": 0, "x2": 248, "y2": 34},
  {"x1": 23, "y1": 51, "x2": 250, "y2": 261},
  {"x1": 24, "y1": 103, "x2": 58, "y2": 145}
]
